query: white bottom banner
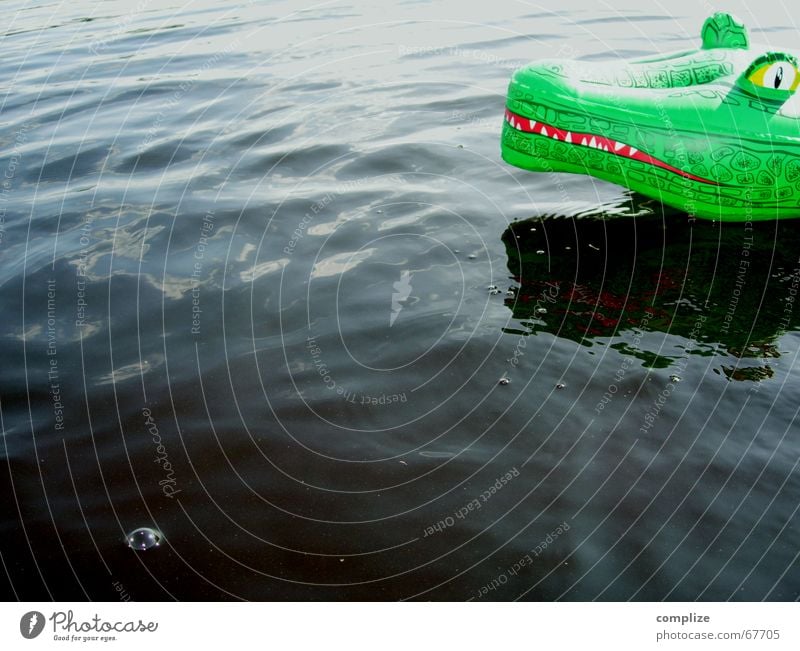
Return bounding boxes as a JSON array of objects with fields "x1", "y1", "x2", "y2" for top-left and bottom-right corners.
[{"x1": 0, "y1": 602, "x2": 797, "y2": 650}]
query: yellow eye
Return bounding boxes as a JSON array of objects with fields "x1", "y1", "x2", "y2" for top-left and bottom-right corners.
[{"x1": 748, "y1": 60, "x2": 799, "y2": 91}]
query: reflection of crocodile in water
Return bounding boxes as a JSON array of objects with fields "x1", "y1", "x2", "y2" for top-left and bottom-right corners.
[
  {"x1": 501, "y1": 200, "x2": 800, "y2": 381},
  {"x1": 502, "y1": 12, "x2": 800, "y2": 221}
]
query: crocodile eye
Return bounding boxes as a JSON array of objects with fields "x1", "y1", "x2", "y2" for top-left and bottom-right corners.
[
  {"x1": 761, "y1": 62, "x2": 795, "y2": 89},
  {"x1": 746, "y1": 57, "x2": 800, "y2": 92}
]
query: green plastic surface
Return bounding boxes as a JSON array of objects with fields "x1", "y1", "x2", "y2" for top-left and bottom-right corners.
[{"x1": 501, "y1": 13, "x2": 800, "y2": 221}]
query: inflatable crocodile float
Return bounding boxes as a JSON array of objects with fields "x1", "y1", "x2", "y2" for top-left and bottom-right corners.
[{"x1": 501, "y1": 13, "x2": 800, "y2": 221}]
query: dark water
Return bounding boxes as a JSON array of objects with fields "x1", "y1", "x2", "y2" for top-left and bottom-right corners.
[{"x1": 1, "y1": 0, "x2": 799, "y2": 601}]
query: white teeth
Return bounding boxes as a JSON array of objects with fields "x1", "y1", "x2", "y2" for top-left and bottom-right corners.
[
  {"x1": 629, "y1": 146, "x2": 638, "y2": 156},
  {"x1": 565, "y1": 132, "x2": 572, "y2": 143},
  {"x1": 552, "y1": 133, "x2": 559, "y2": 141},
  {"x1": 589, "y1": 137, "x2": 597, "y2": 149},
  {"x1": 603, "y1": 145, "x2": 608, "y2": 152},
  {"x1": 614, "y1": 141, "x2": 625, "y2": 151},
  {"x1": 540, "y1": 126, "x2": 548, "y2": 137},
  {"x1": 581, "y1": 137, "x2": 588, "y2": 146},
  {"x1": 530, "y1": 120, "x2": 537, "y2": 131},
  {"x1": 510, "y1": 118, "x2": 516, "y2": 128}
]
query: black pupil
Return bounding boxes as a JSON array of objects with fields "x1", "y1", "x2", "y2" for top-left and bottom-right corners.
[{"x1": 775, "y1": 66, "x2": 784, "y2": 89}]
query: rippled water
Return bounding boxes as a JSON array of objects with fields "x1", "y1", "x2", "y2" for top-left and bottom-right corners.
[{"x1": 1, "y1": 0, "x2": 799, "y2": 600}]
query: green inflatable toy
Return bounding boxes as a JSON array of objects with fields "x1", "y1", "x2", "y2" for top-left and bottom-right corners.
[{"x1": 501, "y1": 13, "x2": 800, "y2": 221}]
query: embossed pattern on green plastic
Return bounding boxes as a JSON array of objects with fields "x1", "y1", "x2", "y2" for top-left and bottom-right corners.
[{"x1": 501, "y1": 13, "x2": 800, "y2": 221}]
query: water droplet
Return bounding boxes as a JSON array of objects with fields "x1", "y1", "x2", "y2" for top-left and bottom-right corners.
[
  {"x1": 468, "y1": 254, "x2": 477, "y2": 260},
  {"x1": 489, "y1": 289, "x2": 502, "y2": 295},
  {"x1": 669, "y1": 375, "x2": 681, "y2": 383},
  {"x1": 556, "y1": 382, "x2": 566, "y2": 390},
  {"x1": 536, "y1": 249, "x2": 545, "y2": 255},
  {"x1": 376, "y1": 209, "x2": 383, "y2": 213},
  {"x1": 499, "y1": 377, "x2": 510, "y2": 385},
  {"x1": 127, "y1": 527, "x2": 162, "y2": 551},
  {"x1": 487, "y1": 284, "x2": 498, "y2": 290},
  {"x1": 506, "y1": 290, "x2": 515, "y2": 297},
  {"x1": 536, "y1": 307, "x2": 547, "y2": 315},
  {"x1": 454, "y1": 249, "x2": 461, "y2": 254}
]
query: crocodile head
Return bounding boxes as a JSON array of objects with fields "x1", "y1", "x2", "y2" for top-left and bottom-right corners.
[{"x1": 501, "y1": 13, "x2": 800, "y2": 221}]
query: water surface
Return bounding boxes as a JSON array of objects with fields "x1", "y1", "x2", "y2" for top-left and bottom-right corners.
[{"x1": 1, "y1": 0, "x2": 798, "y2": 600}]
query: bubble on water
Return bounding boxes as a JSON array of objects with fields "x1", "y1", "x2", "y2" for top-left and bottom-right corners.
[
  {"x1": 499, "y1": 377, "x2": 510, "y2": 385},
  {"x1": 556, "y1": 382, "x2": 566, "y2": 390},
  {"x1": 127, "y1": 527, "x2": 162, "y2": 551}
]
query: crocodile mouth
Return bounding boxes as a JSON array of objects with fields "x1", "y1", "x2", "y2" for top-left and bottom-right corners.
[{"x1": 504, "y1": 108, "x2": 721, "y2": 186}]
